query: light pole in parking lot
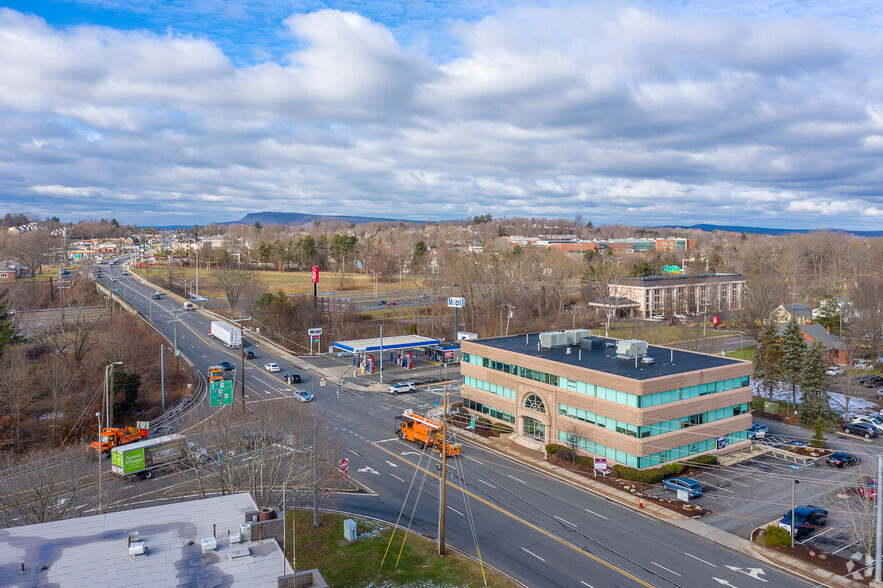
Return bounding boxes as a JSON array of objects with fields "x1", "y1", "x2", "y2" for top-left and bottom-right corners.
[
  {"x1": 790, "y1": 479, "x2": 799, "y2": 547},
  {"x1": 96, "y1": 411, "x2": 102, "y2": 514}
]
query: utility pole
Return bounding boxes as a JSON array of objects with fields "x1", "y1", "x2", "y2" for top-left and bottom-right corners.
[
  {"x1": 439, "y1": 384, "x2": 448, "y2": 556},
  {"x1": 312, "y1": 398, "x2": 319, "y2": 527},
  {"x1": 875, "y1": 455, "x2": 882, "y2": 585},
  {"x1": 160, "y1": 344, "x2": 165, "y2": 411}
]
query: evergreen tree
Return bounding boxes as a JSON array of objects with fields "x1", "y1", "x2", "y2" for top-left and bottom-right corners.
[
  {"x1": 780, "y1": 318, "x2": 806, "y2": 413},
  {"x1": 0, "y1": 288, "x2": 18, "y2": 359},
  {"x1": 799, "y1": 341, "x2": 833, "y2": 425},
  {"x1": 413, "y1": 240, "x2": 428, "y2": 257},
  {"x1": 753, "y1": 320, "x2": 781, "y2": 401}
]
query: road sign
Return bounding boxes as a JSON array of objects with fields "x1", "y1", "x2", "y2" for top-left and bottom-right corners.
[
  {"x1": 308, "y1": 328, "x2": 323, "y2": 335},
  {"x1": 447, "y1": 297, "x2": 465, "y2": 308},
  {"x1": 716, "y1": 436, "x2": 726, "y2": 450},
  {"x1": 339, "y1": 458, "x2": 348, "y2": 472},
  {"x1": 712, "y1": 315, "x2": 720, "y2": 325},
  {"x1": 210, "y1": 380, "x2": 234, "y2": 407},
  {"x1": 322, "y1": 488, "x2": 330, "y2": 499},
  {"x1": 468, "y1": 418, "x2": 476, "y2": 430},
  {"x1": 311, "y1": 266, "x2": 319, "y2": 283}
]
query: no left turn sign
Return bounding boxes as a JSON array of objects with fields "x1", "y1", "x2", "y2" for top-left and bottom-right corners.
[{"x1": 339, "y1": 458, "x2": 348, "y2": 472}]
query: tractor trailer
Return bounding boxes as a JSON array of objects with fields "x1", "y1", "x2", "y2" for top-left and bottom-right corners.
[
  {"x1": 111, "y1": 434, "x2": 207, "y2": 479},
  {"x1": 209, "y1": 321, "x2": 242, "y2": 348}
]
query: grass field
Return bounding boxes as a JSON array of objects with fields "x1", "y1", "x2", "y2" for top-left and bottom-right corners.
[
  {"x1": 725, "y1": 346, "x2": 755, "y2": 361},
  {"x1": 286, "y1": 511, "x2": 515, "y2": 588}
]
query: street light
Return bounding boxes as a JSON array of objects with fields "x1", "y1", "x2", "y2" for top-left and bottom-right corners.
[
  {"x1": 96, "y1": 411, "x2": 102, "y2": 514},
  {"x1": 369, "y1": 270, "x2": 381, "y2": 299},
  {"x1": 104, "y1": 361, "x2": 123, "y2": 429},
  {"x1": 790, "y1": 479, "x2": 800, "y2": 547}
]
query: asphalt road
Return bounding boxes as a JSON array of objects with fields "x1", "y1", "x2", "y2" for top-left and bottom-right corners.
[{"x1": 104, "y1": 263, "x2": 809, "y2": 588}]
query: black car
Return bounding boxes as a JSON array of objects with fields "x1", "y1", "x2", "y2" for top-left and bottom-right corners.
[
  {"x1": 859, "y1": 375, "x2": 883, "y2": 388},
  {"x1": 285, "y1": 373, "x2": 301, "y2": 384},
  {"x1": 244, "y1": 349, "x2": 255, "y2": 359},
  {"x1": 843, "y1": 421, "x2": 878, "y2": 439},
  {"x1": 218, "y1": 361, "x2": 235, "y2": 371},
  {"x1": 827, "y1": 451, "x2": 860, "y2": 467}
]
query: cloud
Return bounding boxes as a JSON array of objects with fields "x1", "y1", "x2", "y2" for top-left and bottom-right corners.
[{"x1": 0, "y1": 4, "x2": 881, "y2": 229}]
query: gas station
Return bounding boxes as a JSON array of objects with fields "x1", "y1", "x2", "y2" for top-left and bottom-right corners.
[{"x1": 331, "y1": 335, "x2": 441, "y2": 379}]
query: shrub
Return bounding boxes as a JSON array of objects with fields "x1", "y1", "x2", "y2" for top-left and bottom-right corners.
[
  {"x1": 476, "y1": 417, "x2": 491, "y2": 424},
  {"x1": 555, "y1": 448, "x2": 574, "y2": 463},
  {"x1": 751, "y1": 397, "x2": 766, "y2": 411},
  {"x1": 545, "y1": 443, "x2": 565, "y2": 455},
  {"x1": 449, "y1": 401, "x2": 463, "y2": 411},
  {"x1": 575, "y1": 456, "x2": 595, "y2": 468},
  {"x1": 664, "y1": 463, "x2": 684, "y2": 475},
  {"x1": 613, "y1": 465, "x2": 666, "y2": 484},
  {"x1": 810, "y1": 417, "x2": 827, "y2": 449},
  {"x1": 687, "y1": 455, "x2": 718, "y2": 466},
  {"x1": 763, "y1": 525, "x2": 792, "y2": 548}
]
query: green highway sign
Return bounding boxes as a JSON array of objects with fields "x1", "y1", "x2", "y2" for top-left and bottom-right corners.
[{"x1": 210, "y1": 380, "x2": 234, "y2": 407}]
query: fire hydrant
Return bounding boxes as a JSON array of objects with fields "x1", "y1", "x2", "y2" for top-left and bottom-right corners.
[{"x1": 638, "y1": 499, "x2": 644, "y2": 509}]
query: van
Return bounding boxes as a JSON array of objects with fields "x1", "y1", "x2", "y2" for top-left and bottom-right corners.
[{"x1": 182, "y1": 302, "x2": 195, "y2": 311}]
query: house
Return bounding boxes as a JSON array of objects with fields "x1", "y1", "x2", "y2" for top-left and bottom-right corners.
[
  {"x1": 777, "y1": 322, "x2": 849, "y2": 366},
  {"x1": 770, "y1": 303, "x2": 812, "y2": 325},
  {"x1": 0, "y1": 260, "x2": 30, "y2": 281}
]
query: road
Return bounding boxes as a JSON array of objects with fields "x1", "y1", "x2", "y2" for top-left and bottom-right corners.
[{"x1": 98, "y1": 262, "x2": 809, "y2": 587}]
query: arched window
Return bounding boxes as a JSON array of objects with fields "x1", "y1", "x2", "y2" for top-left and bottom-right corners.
[{"x1": 524, "y1": 394, "x2": 546, "y2": 413}]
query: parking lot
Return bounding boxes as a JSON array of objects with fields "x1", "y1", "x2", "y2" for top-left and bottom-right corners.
[{"x1": 643, "y1": 423, "x2": 880, "y2": 561}]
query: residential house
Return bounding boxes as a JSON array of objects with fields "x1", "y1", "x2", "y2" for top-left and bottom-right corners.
[
  {"x1": 770, "y1": 303, "x2": 812, "y2": 325},
  {"x1": 776, "y1": 322, "x2": 849, "y2": 366},
  {"x1": 0, "y1": 260, "x2": 30, "y2": 281}
]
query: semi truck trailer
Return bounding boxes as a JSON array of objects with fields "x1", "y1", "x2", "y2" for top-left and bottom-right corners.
[{"x1": 209, "y1": 321, "x2": 242, "y2": 348}]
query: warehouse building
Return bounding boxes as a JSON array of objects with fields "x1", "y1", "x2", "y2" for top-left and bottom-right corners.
[{"x1": 460, "y1": 330, "x2": 752, "y2": 469}]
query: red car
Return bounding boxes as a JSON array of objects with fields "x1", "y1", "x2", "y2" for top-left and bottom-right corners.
[{"x1": 860, "y1": 479, "x2": 877, "y2": 500}]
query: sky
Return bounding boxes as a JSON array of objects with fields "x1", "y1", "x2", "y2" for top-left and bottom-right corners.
[{"x1": 2, "y1": 1, "x2": 883, "y2": 229}]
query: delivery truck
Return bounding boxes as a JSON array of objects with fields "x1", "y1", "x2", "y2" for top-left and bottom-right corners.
[
  {"x1": 111, "y1": 434, "x2": 207, "y2": 479},
  {"x1": 209, "y1": 321, "x2": 242, "y2": 348}
]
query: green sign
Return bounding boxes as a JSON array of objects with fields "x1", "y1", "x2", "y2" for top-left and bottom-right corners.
[
  {"x1": 468, "y1": 418, "x2": 476, "y2": 430},
  {"x1": 113, "y1": 447, "x2": 145, "y2": 475},
  {"x1": 210, "y1": 380, "x2": 234, "y2": 407}
]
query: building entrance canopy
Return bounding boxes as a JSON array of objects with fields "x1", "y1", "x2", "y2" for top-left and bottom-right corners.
[{"x1": 333, "y1": 335, "x2": 440, "y2": 354}]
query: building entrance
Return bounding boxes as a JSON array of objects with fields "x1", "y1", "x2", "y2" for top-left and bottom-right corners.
[{"x1": 523, "y1": 417, "x2": 545, "y2": 441}]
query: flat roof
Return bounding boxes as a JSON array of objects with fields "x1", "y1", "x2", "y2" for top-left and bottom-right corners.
[
  {"x1": 0, "y1": 493, "x2": 292, "y2": 587},
  {"x1": 615, "y1": 273, "x2": 743, "y2": 287},
  {"x1": 466, "y1": 333, "x2": 746, "y2": 381},
  {"x1": 333, "y1": 335, "x2": 439, "y2": 353}
]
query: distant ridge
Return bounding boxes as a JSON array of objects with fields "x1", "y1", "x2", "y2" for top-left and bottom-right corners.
[
  {"x1": 228, "y1": 211, "x2": 418, "y2": 227},
  {"x1": 660, "y1": 223, "x2": 883, "y2": 237}
]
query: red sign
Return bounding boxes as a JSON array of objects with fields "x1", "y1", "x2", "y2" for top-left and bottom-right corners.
[
  {"x1": 712, "y1": 316, "x2": 720, "y2": 325},
  {"x1": 311, "y1": 266, "x2": 319, "y2": 283},
  {"x1": 322, "y1": 488, "x2": 330, "y2": 499},
  {"x1": 339, "y1": 458, "x2": 348, "y2": 472}
]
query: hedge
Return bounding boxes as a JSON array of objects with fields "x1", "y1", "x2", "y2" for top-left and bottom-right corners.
[
  {"x1": 575, "y1": 456, "x2": 595, "y2": 468},
  {"x1": 664, "y1": 463, "x2": 684, "y2": 475},
  {"x1": 686, "y1": 455, "x2": 718, "y2": 465},
  {"x1": 545, "y1": 444, "x2": 565, "y2": 455},
  {"x1": 613, "y1": 464, "x2": 667, "y2": 484},
  {"x1": 764, "y1": 525, "x2": 792, "y2": 548}
]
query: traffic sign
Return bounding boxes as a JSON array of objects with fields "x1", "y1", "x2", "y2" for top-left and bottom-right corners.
[
  {"x1": 311, "y1": 266, "x2": 319, "y2": 283},
  {"x1": 322, "y1": 488, "x2": 330, "y2": 499},
  {"x1": 339, "y1": 458, "x2": 349, "y2": 472},
  {"x1": 210, "y1": 380, "x2": 234, "y2": 407}
]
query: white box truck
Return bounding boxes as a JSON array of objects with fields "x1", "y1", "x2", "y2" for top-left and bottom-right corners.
[
  {"x1": 111, "y1": 434, "x2": 206, "y2": 479},
  {"x1": 209, "y1": 321, "x2": 242, "y2": 348}
]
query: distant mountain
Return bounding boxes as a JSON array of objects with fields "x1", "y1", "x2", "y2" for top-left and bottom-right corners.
[
  {"x1": 227, "y1": 211, "x2": 417, "y2": 227},
  {"x1": 660, "y1": 223, "x2": 883, "y2": 237}
]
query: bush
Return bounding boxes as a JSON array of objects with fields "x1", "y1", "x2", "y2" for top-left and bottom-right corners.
[
  {"x1": 763, "y1": 525, "x2": 792, "y2": 548},
  {"x1": 555, "y1": 448, "x2": 574, "y2": 463},
  {"x1": 664, "y1": 463, "x2": 684, "y2": 475},
  {"x1": 613, "y1": 465, "x2": 667, "y2": 484},
  {"x1": 575, "y1": 456, "x2": 595, "y2": 468},
  {"x1": 476, "y1": 417, "x2": 491, "y2": 425},
  {"x1": 687, "y1": 455, "x2": 718, "y2": 466},
  {"x1": 545, "y1": 443, "x2": 565, "y2": 455},
  {"x1": 751, "y1": 397, "x2": 766, "y2": 411},
  {"x1": 449, "y1": 401, "x2": 463, "y2": 411}
]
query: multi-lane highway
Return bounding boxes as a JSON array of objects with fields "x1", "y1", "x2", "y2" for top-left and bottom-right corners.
[{"x1": 102, "y1": 261, "x2": 809, "y2": 588}]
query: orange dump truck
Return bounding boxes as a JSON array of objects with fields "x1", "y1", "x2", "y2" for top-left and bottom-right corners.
[
  {"x1": 395, "y1": 410, "x2": 461, "y2": 457},
  {"x1": 207, "y1": 365, "x2": 224, "y2": 383},
  {"x1": 86, "y1": 426, "x2": 148, "y2": 458}
]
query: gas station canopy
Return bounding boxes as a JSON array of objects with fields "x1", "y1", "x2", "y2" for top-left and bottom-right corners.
[{"x1": 333, "y1": 335, "x2": 439, "y2": 354}]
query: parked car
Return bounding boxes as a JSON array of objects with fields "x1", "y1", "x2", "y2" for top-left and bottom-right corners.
[
  {"x1": 778, "y1": 506, "x2": 828, "y2": 539},
  {"x1": 264, "y1": 363, "x2": 281, "y2": 372},
  {"x1": 747, "y1": 423, "x2": 769, "y2": 440},
  {"x1": 859, "y1": 375, "x2": 883, "y2": 388},
  {"x1": 826, "y1": 451, "x2": 860, "y2": 468},
  {"x1": 151, "y1": 425, "x2": 174, "y2": 437},
  {"x1": 244, "y1": 349, "x2": 255, "y2": 359},
  {"x1": 651, "y1": 314, "x2": 665, "y2": 320},
  {"x1": 293, "y1": 390, "x2": 314, "y2": 403},
  {"x1": 850, "y1": 415, "x2": 883, "y2": 433},
  {"x1": 284, "y1": 373, "x2": 301, "y2": 384},
  {"x1": 378, "y1": 300, "x2": 387, "y2": 305},
  {"x1": 326, "y1": 291, "x2": 337, "y2": 295},
  {"x1": 825, "y1": 366, "x2": 844, "y2": 376},
  {"x1": 843, "y1": 421, "x2": 878, "y2": 439},
  {"x1": 876, "y1": 388, "x2": 883, "y2": 397},
  {"x1": 153, "y1": 293, "x2": 161, "y2": 299},
  {"x1": 661, "y1": 477, "x2": 702, "y2": 498},
  {"x1": 860, "y1": 478, "x2": 878, "y2": 500},
  {"x1": 855, "y1": 359, "x2": 875, "y2": 370},
  {"x1": 218, "y1": 361, "x2": 234, "y2": 371},
  {"x1": 388, "y1": 381, "x2": 417, "y2": 395}
]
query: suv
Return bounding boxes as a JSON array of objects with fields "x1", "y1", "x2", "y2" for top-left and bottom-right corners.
[
  {"x1": 843, "y1": 421, "x2": 878, "y2": 439},
  {"x1": 284, "y1": 373, "x2": 301, "y2": 384},
  {"x1": 859, "y1": 479, "x2": 878, "y2": 500},
  {"x1": 778, "y1": 506, "x2": 828, "y2": 539},
  {"x1": 661, "y1": 477, "x2": 702, "y2": 498},
  {"x1": 859, "y1": 375, "x2": 883, "y2": 388},
  {"x1": 218, "y1": 361, "x2": 234, "y2": 371},
  {"x1": 825, "y1": 366, "x2": 844, "y2": 376},
  {"x1": 747, "y1": 424, "x2": 769, "y2": 440},
  {"x1": 851, "y1": 415, "x2": 883, "y2": 433},
  {"x1": 826, "y1": 451, "x2": 860, "y2": 468},
  {"x1": 388, "y1": 381, "x2": 417, "y2": 395},
  {"x1": 244, "y1": 349, "x2": 255, "y2": 359}
]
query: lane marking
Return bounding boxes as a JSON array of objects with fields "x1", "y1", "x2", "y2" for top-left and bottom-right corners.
[
  {"x1": 553, "y1": 515, "x2": 577, "y2": 528},
  {"x1": 507, "y1": 474, "x2": 526, "y2": 484},
  {"x1": 685, "y1": 552, "x2": 717, "y2": 568},
  {"x1": 651, "y1": 562, "x2": 681, "y2": 577},
  {"x1": 580, "y1": 582, "x2": 594, "y2": 588},
  {"x1": 447, "y1": 506, "x2": 465, "y2": 517},
  {"x1": 391, "y1": 474, "x2": 405, "y2": 483},
  {"x1": 521, "y1": 547, "x2": 545, "y2": 562},
  {"x1": 372, "y1": 438, "x2": 400, "y2": 444},
  {"x1": 478, "y1": 479, "x2": 496, "y2": 489},
  {"x1": 583, "y1": 508, "x2": 608, "y2": 520}
]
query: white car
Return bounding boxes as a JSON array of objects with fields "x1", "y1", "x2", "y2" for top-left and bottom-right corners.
[
  {"x1": 110, "y1": 277, "x2": 117, "y2": 282},
  {"x1": 851, "y1": 415, "x2": 883, "y2": 434},
  {"x1": 388, "y1": 381, "x2": 417, "y2": 394},
  {"x1": 264, "y1": 363, "x2": 281, "y2": 372},
  {"x1": 293, "y1": 390, "x2": 314, "y2": 403},
  {"x1": 825, "y1": 366, "x2": 844, "y2": 376}
]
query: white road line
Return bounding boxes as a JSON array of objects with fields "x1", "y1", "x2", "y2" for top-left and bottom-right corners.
[
  {"x1": 651, "y1": 562, "x2": 681, "y2": 577},
  {"x1": 478, "y1": 479, "x2": 496, "y2": 489},
  {"x1": 521, "y1": 547, "x2": 545, "y2": 562},
  {"x1": 583, "y1": 508, "x2": 608, "y2": 520},
  {"x1": 507, "y1": 474, "x2": 526, "y2": 484},
  {"x1": 390, "y1": 474, "x2": 405, "y2": 483},
  {"x1": 832, "y1": 541, "x2": 857, "y2": 555},
  {"x1": 685, "y1": 552, "x2": 717, "y2": 568},
  {"x1": 553, "y1": 515, "x2": 577, "y2": 528},
  {"x1": 372, "y1": 438, "x2": 401, "y2": 444},
  {"x1": 447, "y1": 506, "x2": 465, "y2": 517},
  {"x1": 580, "y1": 582, "x2": 594, "y2": 588},
  {"x1": 701, "y1": 471, "x2": 750, "y2": 487},
  {"x1": 798, "y1": 527, "x2": 834, "y2": 544}
]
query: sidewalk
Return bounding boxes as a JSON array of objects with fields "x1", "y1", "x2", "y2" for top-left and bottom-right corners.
[{"x1": 465, "y1": 433, "x2": 862, "y2": 587}]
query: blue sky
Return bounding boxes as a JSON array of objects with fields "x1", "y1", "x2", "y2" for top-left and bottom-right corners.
[{"x1": 2, "y1": 1, "x2": 883, "y2": 228}]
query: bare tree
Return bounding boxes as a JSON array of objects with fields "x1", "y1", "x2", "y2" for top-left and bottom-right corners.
[
  {"x1": 0, "y1": 346, "x2": 35, "y2": 448},
  {"x1": 0, "y1": 451, "x2": 94, "y2": 526},
  {"x1": 213, "y1": 264, "x2": 253, "y2": 310},
  {"x1": 563, "y1": 426, "x2": 583, "y2": 464}
]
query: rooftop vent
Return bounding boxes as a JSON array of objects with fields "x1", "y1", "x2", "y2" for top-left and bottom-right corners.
[
  {"x1": 200, "y1": 537, "x2": 217, "y2": 554},
  {"x1": 128, "y1": 541, "x2": 147, "y2": 556},
  {"x1": 229, "y1": 546, "x2": 250, "y2": 559},
  {"x1": 640, "y1": 356, "x2": 656, "y2": 365},
  {"x1": 229, "y1": 532, "x2": 243, "y2": 544}
]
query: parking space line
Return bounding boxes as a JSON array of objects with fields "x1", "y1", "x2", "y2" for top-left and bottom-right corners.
[
  {"x1": 701, "y1": 471, "x2": 750, "y2": 487},
  {"x1": 695, "y1": 482, "x2": 735, "y2": 494},
  {"x1": 832, "y1": 541, "x2": 858, "y2": 555},
  {"x1": 799, "y1": 527, "x2": 834, "y2": 544}
]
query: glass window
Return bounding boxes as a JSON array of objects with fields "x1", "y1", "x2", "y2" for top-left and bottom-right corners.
[{"x1": 525, "y1": 394, "x2": 546, "y2": 413}]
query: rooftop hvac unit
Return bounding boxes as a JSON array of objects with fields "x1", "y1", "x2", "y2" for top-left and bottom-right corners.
[
  {"x1": 564, "y1": 329, "x2": 592, "y2": 345},
  {"x1": 580, "y1": 337, "x2": 605, "y2": 350},
  {"x1": 229, "y1": 532, "x2": 243, "y2": 544},
  {"x1": 539, "y1": 331, "x2": 569, "y2": 349},
  {"x1": 616, "y1": 339, "x2": 648, "y2": 359},
  {"x1": 229, "y1": 547, "x2": 250, "y2": 559},
  {"x1": 239, "y1": 523, "x2": 251, "y2": 542},
  {"x1": 200, "y1": 537, "x2": 217, "y2": 554},
  {"x1": 128, "y1": 541, "x2": 147, "y2": 556}
]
